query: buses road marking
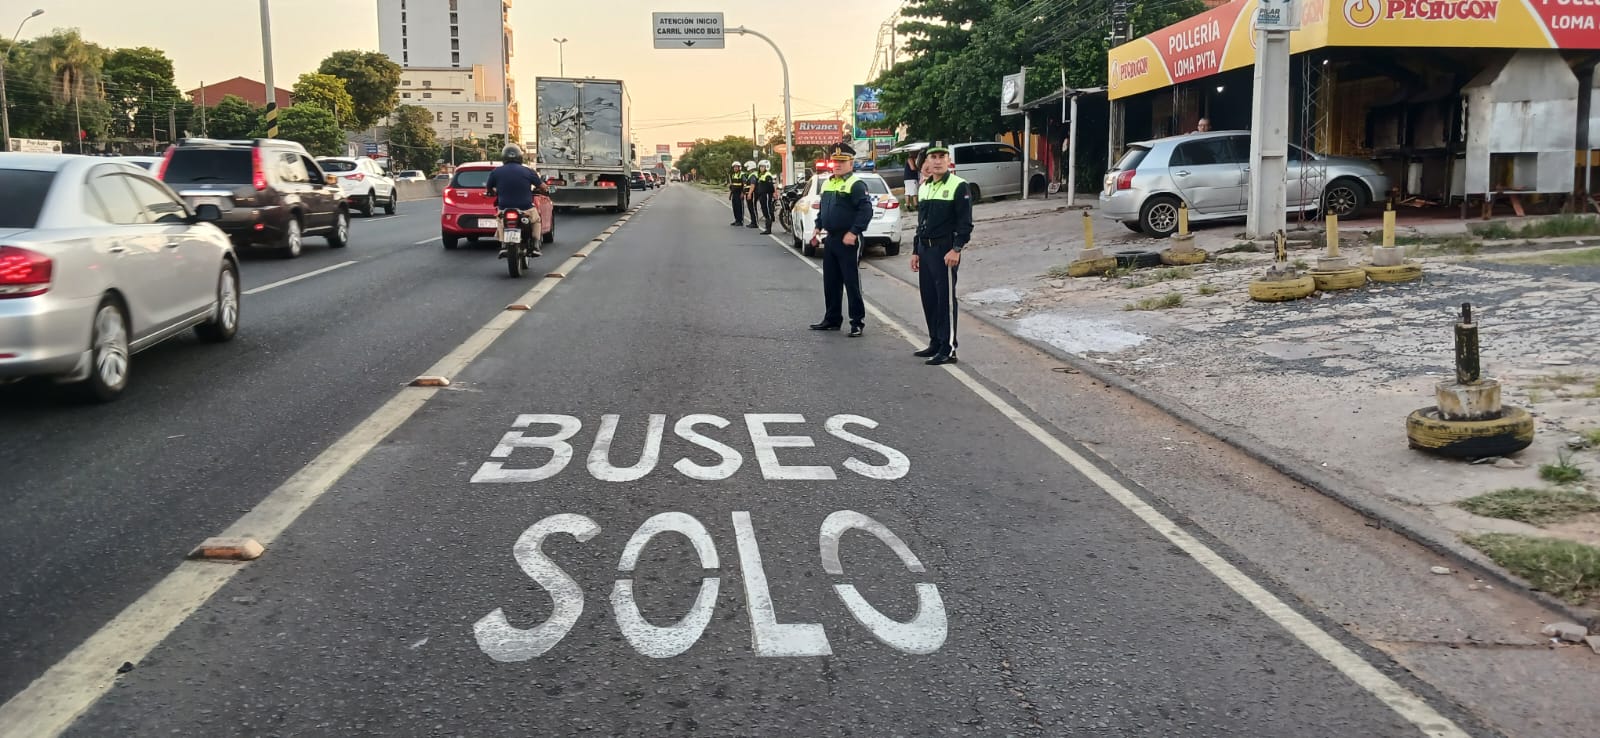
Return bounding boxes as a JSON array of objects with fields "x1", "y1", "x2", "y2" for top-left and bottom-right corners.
[{"x1": 242, "y1": 260, "x2": 358, "y2": 295}]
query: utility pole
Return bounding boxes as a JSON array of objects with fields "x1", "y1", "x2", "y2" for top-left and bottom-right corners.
[
  {"x1": 751, "y1": 103, "x2": 757, "y2": 159},
  {"x1": 259, "y1": 0, "x2": 279, "y2": 138},
  {"x1": 728, "y1": 27, "x2": 794, "y2": 185},
  {"x1": 168, "y1": 104, "x2": 177, "y2": 145},
  {"x1": 553, "y1": 37, "x2": 568, "y2": 77},
  {"x1": 74, "y1": 94, "x2": 82, "y2": 153},
  {"x1": 149, "y1": 85, "x2": 157, "y2": 150},
  {"x1": 1, "y1": 9, "x2": 46, "y2": 152},
  {"x1": 1245, "y1": 0, "x2": 1298, "y2": 238},
  {"x1": 1106, "y1": 0, "x2": 1131, "y2": 169},
  {"x1": 199, "y1": 81, "x2": 208, "y2": 137}
]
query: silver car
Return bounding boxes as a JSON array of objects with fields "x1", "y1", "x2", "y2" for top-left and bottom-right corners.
[
  {"x1": 1100, "y1": 130, "x2": 1391, "y2": 237},
  {"x1": 0, "y1": 154, "x2": 240, "y2": 401}
]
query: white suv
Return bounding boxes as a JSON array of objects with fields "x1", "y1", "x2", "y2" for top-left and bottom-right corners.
[{"x1": 317, "y1": 157, "x2": 397, "y2": 217}]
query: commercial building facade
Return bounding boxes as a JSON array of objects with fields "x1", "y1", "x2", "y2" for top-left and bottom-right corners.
[{"x1": 377, "y1": 0, "x2": 519, "y2": 142}]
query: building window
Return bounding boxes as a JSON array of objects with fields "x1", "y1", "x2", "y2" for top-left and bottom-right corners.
[
  {"x1": 449, "y1": 0, "x2": 457, "y2": 10},
  {"x1": 401, "y1": 12, "x2": 406, "y2": 22},
  {"x1": 401, "y1": 38, "x2": 407, "y2": 49},
  {"x1": 451, "y1": 52, "x2": 461, "y2": 65},
  {"x1": 402, "y1": 52, "x2": 409, "y2": 64},
  {"x1": 401, "y1": 80, "x2": 411, "y2": 86},
  {"x1": 422, "y1": 80, "x2": 432, "y2": 88},
  {"x1": 422, "y1": 92, "x2": 432, "y2": 99},
  {"x1": 402, "y1": 92, "x2": 411, "y2": 98},
  {"x1": 449, "y1": 12, "x2": 458, "y2": 24},
  {"x1": 450, "y1": 25, "x2": 458, "y2": 37},
  {"x1": 484, "y1": 124, "x2": 493, "y2": 129},
  {"x1": 451, "y1": 39, "x2": 459, "y2": 50},
  {"x1": 452, "y1": 91, "x2": 461, "y2": 96}
]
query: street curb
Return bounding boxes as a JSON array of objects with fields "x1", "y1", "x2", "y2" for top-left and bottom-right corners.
[{"x1": 864, "y1": 259, "x2": 1600, "y2": 629}]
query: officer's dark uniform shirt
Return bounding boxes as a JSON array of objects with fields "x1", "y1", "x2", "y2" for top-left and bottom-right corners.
[
  {"x1": 754, "y1": 170, "x2": 777, "y2": 196},
  {"x1": 485, "y1": 164, "x2": 544, "y2": 211},
  {"x1": 915, "y1": 173, "x2": 975, "y2": 248},
  {"x1": 815, "y1": 173, "x2": 873, "y2": 237},
  {"x1": 729, "y1": 172, "x2": 745, "y2": 195}
]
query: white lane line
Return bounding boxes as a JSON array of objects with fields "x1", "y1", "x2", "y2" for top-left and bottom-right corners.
[
  {"x1": 750, "y1": 206, "x2": 1467, "y2": 737},
  {"x1": 413, "y1": 236, "x2": 441, "y2": 245},
  {"x1": 242, "y1": 261, "x2": 359, "y2": 296},
  {"x1": 0, "y1": 207, "x2": 643, "y2": 738}
]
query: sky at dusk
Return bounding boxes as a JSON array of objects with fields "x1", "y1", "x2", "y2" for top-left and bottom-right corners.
[{"x1": 14, "y1": 0, "x2": 903, "y2": 149}]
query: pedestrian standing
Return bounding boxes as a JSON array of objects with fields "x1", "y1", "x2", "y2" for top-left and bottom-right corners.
[
  {"x1": 754, "y1": 159, "x2": 778, "y2": 234},
  {"x1": 808, "y1": 142, "x2": 874, "y2": 337},
  {"x1": 910, "y1": 142, "x2": 974, "y2": 365},
  {"x1": 728, "y1": 161, "x2": 746, "y2": 226},
  {"x1": 903, "y1": 151, "x2": 921, "y2": 212}
]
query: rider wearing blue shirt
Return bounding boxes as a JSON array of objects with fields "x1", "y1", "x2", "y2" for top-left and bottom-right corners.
[{"x1": 485, "y1": 145, "x2": 547, "y2": 256}]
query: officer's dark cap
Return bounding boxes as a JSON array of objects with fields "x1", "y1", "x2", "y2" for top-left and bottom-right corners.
[
  {"x1": 926, "y1": 141, "x2": 950, "y2": 156},
  {"x1": 829, "y1": 142, "x2": 856, "y2": 161}
]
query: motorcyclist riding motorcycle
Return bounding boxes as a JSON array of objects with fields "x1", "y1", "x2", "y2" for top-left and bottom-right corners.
[{"x1": 485, "y1": 144, "x2": 548, "y2": 258}]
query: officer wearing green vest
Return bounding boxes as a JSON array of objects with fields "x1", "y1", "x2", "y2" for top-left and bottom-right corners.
[
  {"x1": 808, "y1": 142, "x2": 874, "y2": 337},
  {"x1": 729, "y1": 161, "x2": 747, "y2": 226},
  {"x1": 753, "y1": 159, "x2": 778, "y2": 234},
  {"x1": 743, "y1": 159, "x2": 760, "y2": 229},
  {"x1": 910, "y1": 142, "x2": 974, "y2": 365}
]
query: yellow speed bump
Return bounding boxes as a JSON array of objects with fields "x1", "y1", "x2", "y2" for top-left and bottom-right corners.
[
  {"x1": 189, "y1": 537, "x2": 264, "y2": 561},
  {"x1": 1364, "y1": 262, "x2": 1424, "y2": 283},
  {"x1": 1248, "y1": 274, "x2": 1316, "y2": 302},
  {"x1": 1309, "y1": 267, "x2": 1367, "y2": 291},
  {"x1": 410, "y1": 376, "x2": 451, "y2": 387}
]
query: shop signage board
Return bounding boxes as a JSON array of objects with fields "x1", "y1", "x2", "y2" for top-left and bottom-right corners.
[
  {"x1": 1106, "y1": 0, "x2": 1600, "y2": 100},
  {"x1": 793, "y1": 120, "x2": 846, "y2": 146}
]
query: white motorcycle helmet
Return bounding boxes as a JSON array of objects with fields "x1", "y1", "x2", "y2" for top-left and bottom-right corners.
[
  {"x1": 758, "y1": 159, "x2": 771, "y2": 170},
  {"x1": 744, "y1": 160, "x2": 757, "y2": 170}
]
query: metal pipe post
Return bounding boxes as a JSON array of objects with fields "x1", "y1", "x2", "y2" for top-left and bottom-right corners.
[
  {"x1": 2, "y1": 10, "x2": 46, "y2": 152},
  {"x1": 1455, "y1": 303, "x2": 1480, "y2": 385},
  {"x1": 259, "y1": 0, "x2": 278, "y2": 138},
  {"x1": 1067, "y1": 93, "x2": 1078, "y2": 206},
  {"x1": 729, "y1": 27, "x2": 793, "y2": 185}
]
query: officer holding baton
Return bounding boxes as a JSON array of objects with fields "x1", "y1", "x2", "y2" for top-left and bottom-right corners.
[{"x1": 910, "y1": 142, "x2": 974, "y2": 365}]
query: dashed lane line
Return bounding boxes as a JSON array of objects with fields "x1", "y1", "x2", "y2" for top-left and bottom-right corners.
[{"x1": 242, "y1": 261, "x2": 359, "y2": 295}]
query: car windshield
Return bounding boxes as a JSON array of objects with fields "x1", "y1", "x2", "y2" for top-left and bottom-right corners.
[
  {"x1": 401, "y1": 170, "x2": 422, "y2": 177},
  {"x1": 320, "y1": 160, "x2": 358, "y2": 172},
  {"x1": 452, "y1": 169, "x2": 492, "y2": 188},
  {"x1": 1114, "y1": 147, "x2": 1150, "y2": 171},
  {"x1": 162, "y1": 149, "x2": 252, "y2": 184},
  {"x1": 0, "y1": 170, "x2": 55, "y2": 228}
]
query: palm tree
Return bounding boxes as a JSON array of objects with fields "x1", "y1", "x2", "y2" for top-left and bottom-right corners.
[{"x1": 30, "y1": 30, "x2": 104, "y2": 147}]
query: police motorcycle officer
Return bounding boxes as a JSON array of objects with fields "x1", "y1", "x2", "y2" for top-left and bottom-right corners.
[
  {"x1": 752, "y1": 159, "x2": 778, "y2": 234},
  {"x1": 728, "y1": 161, "x2": 747, "y2": 226}
]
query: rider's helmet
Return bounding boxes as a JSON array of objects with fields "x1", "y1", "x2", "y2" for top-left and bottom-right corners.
[
  {"x1": 744, "y1": 160, "x2": 757, "y2": 170},
  {"x1": 758, "y1": 159, "x2": 771, "y2": 170},
  {"x1": 501, "y1": 144, "x2": 524, "y2": 164},
  {"x1": 731, "y1": 161, "x2": 742, "y2": 169}
]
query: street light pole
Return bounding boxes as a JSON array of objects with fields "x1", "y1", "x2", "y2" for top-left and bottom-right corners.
[
  {"x1": 727, "y1": 26, "x2": 792, "y2": 185},
  {"x1": 552, "y1": 37, "x2": 567, "y2": 77},
  {"x1": 258, "y1": 0, "x2": 278, "y2": 138},
  {"x1": 0, "y1": 9, "x2": 45, "y2": 152}
]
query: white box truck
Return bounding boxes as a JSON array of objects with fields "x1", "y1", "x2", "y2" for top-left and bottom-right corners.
[{"x1": 534, "y1": 77, "x2": 632, "y2": 213}]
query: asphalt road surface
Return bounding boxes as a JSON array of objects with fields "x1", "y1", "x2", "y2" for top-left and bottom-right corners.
[{"x1": 2, "y1": 186, "x2": 1490, "y2": 736}]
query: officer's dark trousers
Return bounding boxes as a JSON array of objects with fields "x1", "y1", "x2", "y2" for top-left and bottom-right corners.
[
  {"x1": 918, "y1": 240, "x2": 959, "y2": 354},
  {"x1": 755, "y1": 195, "x2": 774, "y2": 229},
  {"x1": 731, "y1": 192, "x2": 745, "y2": 224},
  {"x1": 821, "y1": 234, "x2": 865, "y2": 328},
  {"x1": 746, "y1": 195, "x2": 760, "y2": 227}
]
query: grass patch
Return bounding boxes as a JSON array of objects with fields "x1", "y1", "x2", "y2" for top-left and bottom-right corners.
[
  {"x1": 1124, "y1": 292, "x2": 1183, "y2": 311},
  {"x1": 1539, "y1": 450, "x2": 1586, "y2": 485},
  {"x1": 1216, "y1": 242, "x2": 1261, "y2": 255},
  {"x1": 1462, "y1": 533, "x2": 1600, "y2": 604},
  {"x1": 1291, "y1": 258, "x2": 1309, "y2": 270},
  {"x1": 1497, "y1": 247, "x2": 1600, "y2": 267},
  {"x1": 1530, "y1": 371, "x2": 1591, "y2": 388},
  {"x1": 1583, "y1": 428, "x2": 1600, "y2": 447},
  {"x1": 1124, "y1": 266, "x2": 1195, "y2": 288},
  {"x1": 1197, "y1": 284, "x2": 1220, "y2": 296},
  {"x1": 1471, "y1": 214, "x2": 1600, "y2": 241},
  {"x1": 1458, "y1": 487, "x2": 1600, "y2": 525},
  {"x1": 1103, "y1": 264, "x2": 1137, "y2": 280}
]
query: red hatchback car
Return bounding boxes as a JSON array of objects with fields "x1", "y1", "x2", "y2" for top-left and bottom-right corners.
[{"x1": 439, "y1": 161, "x2": 555, "y2": 249}]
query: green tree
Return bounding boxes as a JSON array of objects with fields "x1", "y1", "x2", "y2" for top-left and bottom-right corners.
[
  {"x1": 387, "y1": 104, "x2": 439, "y2": 171},
  {"x1": 206, "y1": 95, "x2": 263, "y2": 140},
  {"x1": 23, "y1": 29, "x2": 112, "y2": 146},
  {"x1": 676, "y1": 135, "x2": 757, "y2": 184},
  {"x1": 102, "y1": 46, "x2": 185, "y2": 141},
  {"x1": 291, "y1": 72, "x2": 357, "y2": 130},
  {"x1": 316, "y1": 50, "x2": 401, "y2": 130},
  {"x1": 276, "y1": 104, "x2": 344, "y2": 156}
]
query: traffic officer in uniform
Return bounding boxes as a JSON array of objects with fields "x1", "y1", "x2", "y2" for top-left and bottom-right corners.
[
  {"x1": 729, "y1": 161, "x2": 746, "y2": 226},
  {"x1": 743, "y1": 160, "x2": 760, "y2": 229},
  {"x1": 753, "y1": 159, "x2": 778, "y2": 233},
  {"x1": 910, "y1": 142, "x2": 974, "y2": 365},
  {"x1": 808, "y1": 142, "x2": 873, "y2": 337}
]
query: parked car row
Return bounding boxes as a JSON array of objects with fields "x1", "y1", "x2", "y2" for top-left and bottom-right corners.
[{"x1": 787, "y1": 171, "x2": 903, "y2": 258}]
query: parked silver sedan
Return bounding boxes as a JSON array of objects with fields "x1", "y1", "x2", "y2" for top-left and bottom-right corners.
[
  {"x1": 0, "y1": 154, "x2": 240, "y2": 401},
  {"x1": 1100, "y1": 130, "x2": 1391, "y2": 237}
]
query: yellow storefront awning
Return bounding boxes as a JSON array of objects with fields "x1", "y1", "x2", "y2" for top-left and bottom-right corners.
[{"x1": 1107, "y1": 0, "x2": 1600, "y2": 100}]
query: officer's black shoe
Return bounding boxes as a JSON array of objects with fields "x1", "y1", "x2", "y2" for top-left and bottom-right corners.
[
  {"x1": 925, "y1": 353, "x2": 957, "y2": 365},
  {"x1": 730, "y1": 221, "x2": 742, "y2": 226},
  {"x1": 809, "y1": 321, "x2": 841, "y2": 331},
  {"x1": 848, "y1": 326, "x2": 864, "y2": 338},
  {"x1": 747, "y1": 223, "x2": 759, "y2": 229},
  {"x1": 913, "y1": 347, "x2": 939, "y2": 358},
  {"x1": 761, "y1": 229, "x2": 772, "y2": 235}
]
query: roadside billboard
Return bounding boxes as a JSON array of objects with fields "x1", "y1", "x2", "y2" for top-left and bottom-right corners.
[
  {"x1": 656, "y1": 144, "x2": 671, "y2": 154},
  {"x1": 794, "y1": 120, "x2": 845, "y2": 146},
  {"x1": 677, "y1": 141, "x2": 697, "y2": 149},
  {"x1": 7, "y1": 138, "x2": 63, "y2": 153},
  {"x1": 852, "y1": 86, "x2": 894, "y2": 140}
]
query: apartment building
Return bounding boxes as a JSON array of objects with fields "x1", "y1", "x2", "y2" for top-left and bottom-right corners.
[{"x1": 377, "y1": 0, "x2": 519, "y2": 141}]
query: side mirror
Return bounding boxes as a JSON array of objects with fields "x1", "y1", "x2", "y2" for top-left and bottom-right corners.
[
  {"x1": 325, "y1": 174, "x2": 339, "y2": 186},
  {"x1": 192, "y1": 204, "x2": 223, "y2": 223}
]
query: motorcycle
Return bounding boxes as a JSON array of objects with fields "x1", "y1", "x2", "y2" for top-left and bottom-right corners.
[
  {"x1": 496, "y1": 207, "x2": 538, "y2": 278},
  {"x1": 777, "y1": 181, "x2": 806, "y2": 233}
]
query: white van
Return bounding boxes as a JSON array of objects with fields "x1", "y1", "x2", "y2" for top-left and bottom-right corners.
[{"x1": 891, "y1": 142, "x2": 1049, "y2": 202}]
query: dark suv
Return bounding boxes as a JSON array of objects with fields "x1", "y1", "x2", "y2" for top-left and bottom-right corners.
[{"x1": 157, "y1": 138, "x2": 349, "y2": 258}]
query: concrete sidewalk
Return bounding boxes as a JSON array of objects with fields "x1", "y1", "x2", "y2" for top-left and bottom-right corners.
[{"x1": 871, "y1": 196, "x2": 1600, "y2": 615}]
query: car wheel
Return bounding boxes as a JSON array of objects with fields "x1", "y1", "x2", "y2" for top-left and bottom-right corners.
[
  {"x1": 885, "y1": 242, "x2": 902, "y2": 257},
  {"x1": 443, "y1": 233, "x2": 460, "y2": 250},
  {"x1": 195, "y1": 261, "x2": 241, "y2": 343},
  {"x1": 384, "y1": 190, "x2": 397, "y2": 215},
  {"x1": 1323, "y1": 178, "x2": 1368, "y2": 218},
  {"x1": 280, "y1": 217, "x2": 303, "y2": 258},
  {"x1": 75, "y1": 298, "x2": 130, "y2": 402},
  {"x1": 793, "y1": 233, "x2": 803, "y2": 250},
  {"x1": 326, "y1": 210, "x2": 349, "y2": 248},
  {"x1": 967, "y1": 184, "x2": 982, "y2": 204},
  {"x1": 802, "y1": 240, "x2": 819, "y2": 258},
  {"x1": 1139, "y1": 196, "x2": 1181, "y2": 238},
  {"x1": 360, "y1": 192, "x2": 375, "y2": 217},
  {"x1": 542, "y1": 223, "x2": 554, "y2": 245}
]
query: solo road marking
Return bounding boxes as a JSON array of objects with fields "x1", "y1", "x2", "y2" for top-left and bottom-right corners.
[{"x1": 242, "y1": 260, "x2": 358, "y2": 295}]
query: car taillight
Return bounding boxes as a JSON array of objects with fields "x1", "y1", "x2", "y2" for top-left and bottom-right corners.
[
  {"x1": 598, "y1": 181, "x2": 616, "y2": 188},
  {"x1": 251, "y1": 147, "x2": 268, "y2": 191},
  {"x1": 876, "y1": 200, "x2": 900, "y2": 209},
  {"x1": 548, "y1": 179, "x2": 566, "y2": 187},
  {"x1": 0, "y1": 246, "x2": 52, "y2": 298},
  {"x1": 810, "y1": 201, "x2": 822, "y2": 210},
  {"x1": 1116, "y1": 169, "x2": 1136, "y2": 190},
  {"x1": 155, "y1": 145, "x2": 175, "y2": 180},
  {"x1": 346, "y1": 172, "x2": 365, "y2": 181}
]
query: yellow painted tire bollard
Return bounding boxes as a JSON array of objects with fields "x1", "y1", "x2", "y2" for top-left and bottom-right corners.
[
  {"x1": 1307, "y1": 213, "x2": 1367, "y2": 291},
  {"x1": 1160, "y1": 203, "x2": 1209, "y2": 266},
  {"x1": 1249, "y1": 230, "x2": 1315, "y2": 302},
  {"x1": 1405, "y1": 303, "x2": 1533, "y2": 459},
  {"x1": 1067, "y1": 207, "x2": 1117, "y2": 277},
  {"x1": 1363, "y1": 202, "x2": 1423, "y2": 283}
]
